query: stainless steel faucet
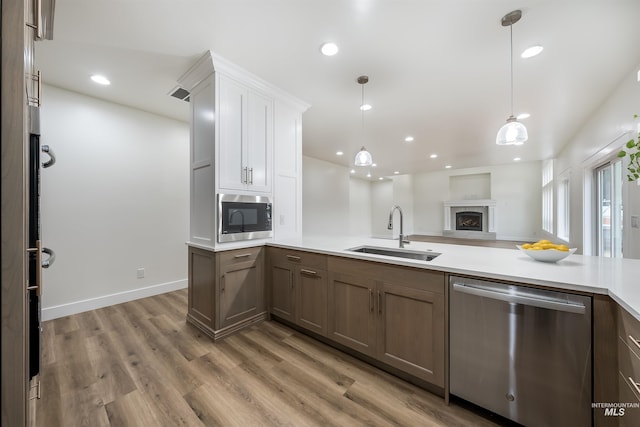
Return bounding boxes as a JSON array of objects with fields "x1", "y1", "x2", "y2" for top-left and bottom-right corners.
[{"x1": 388, "y1": 205, "x2": 410, "y2": 248}]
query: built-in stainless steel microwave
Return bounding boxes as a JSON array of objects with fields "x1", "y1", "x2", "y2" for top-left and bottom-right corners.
[{"x1": 217, "y1": 194, "x2": 273, "y2": 242}]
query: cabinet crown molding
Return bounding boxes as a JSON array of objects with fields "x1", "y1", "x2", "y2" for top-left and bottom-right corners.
[{"x1": 177, "y1": 50, "x2": 310, "y2": 112}]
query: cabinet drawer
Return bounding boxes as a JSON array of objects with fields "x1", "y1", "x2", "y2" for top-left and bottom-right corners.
[
  {"x1": 618, "y1": 372, "x2": 640, "y2": 426},
  {"x1": 619, "y1": 337, "x2": 640, "y2": 401},
  {"x1": 269, "y1": 247, "x2": 327, "y2": 270},
  {"x1": 218, "y1": 247, "x2": 262, "y2": 266},
  {"x1": 618, "y1": 305, "x2": 640, "y2": 355}
]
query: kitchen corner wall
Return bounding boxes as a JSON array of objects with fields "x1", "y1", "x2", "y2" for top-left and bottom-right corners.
[
  {"x1": 40, "y1": 85, "x2": 190, "y2": 320},
  {"x1": 302, "y1": 156, "x2": 373, "y2": 237},
  {"x1": 555, "y1": 62, "x2": 640, "y2": 258}
]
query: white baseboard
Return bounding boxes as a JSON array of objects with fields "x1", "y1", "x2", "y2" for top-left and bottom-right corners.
[{"x1": 42, "y1": 279, "x2": 188, "y2": 321}]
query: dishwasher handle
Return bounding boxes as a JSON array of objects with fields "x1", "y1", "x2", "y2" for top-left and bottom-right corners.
[{"x1": 452, "y1": 283, "x2": 586, "y2": 315}]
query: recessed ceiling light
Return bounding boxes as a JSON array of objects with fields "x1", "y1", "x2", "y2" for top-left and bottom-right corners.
[
  {"x1": 378, "y1": 177, "x2": 384, "y2": 180},
  {"x1": 91, "y1": 74, "x2": 111, "y2": 85},
  {"x1": 404, "y1": 136, "x2": 414, "y2": 142},
  {"x1": 517, "y1": 113, "x2": 530, "y2": 120},
  {"x1": 360, "y1": 104, "x2": 372, "y2": 111},
  {"x1": 372, "y1": 163, "x2": 377, "y2": 167},
  {"x1": 366, "y1": 173, "x2": 371, "y2": 178},
  {"x1": 336, "y1": 151, "x2": 344, "y2": 156},
  {"x1": 394, "y1": 171, "x2": 400, "y2": 174},
  {"x1": 514, "y1": 157, "x2": 521, "y2": 161},
  {"x1": 430, "y1": 154, "x2": 438, "y2": 159},
  {"x1": 521, "y1": 45, "x2": 544, "y2": 59},
  {"x1": 320, "y1": 42, "x2": 339, "y2": 56},
  {"x1": 445, "y1": 165, "x2": 452, "y2": 169},
  {"x1": 350, "y1": 169, "x2": 356, "y2": 174}
]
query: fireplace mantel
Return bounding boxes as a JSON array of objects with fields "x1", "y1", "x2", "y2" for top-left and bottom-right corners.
[{"x1": 443, "y1": 199, "x2": 496, "y2": 238}]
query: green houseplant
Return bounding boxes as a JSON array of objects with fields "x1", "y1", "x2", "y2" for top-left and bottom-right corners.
[{"x1": 617, "y1": 114, "x2": 640, "y2": 181}]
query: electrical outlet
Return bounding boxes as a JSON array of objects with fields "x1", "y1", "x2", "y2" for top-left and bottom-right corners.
[
  {"x1": 631, "y1": 215, "x2": 639, "y2": 229},
  {"x1": 137, "y1": 268, "x2": 145, "y2": 279}
]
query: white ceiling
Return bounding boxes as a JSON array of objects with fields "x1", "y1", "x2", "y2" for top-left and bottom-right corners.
[{"x1": 36, "y1": 0, "x2": 640, "y2": 179}]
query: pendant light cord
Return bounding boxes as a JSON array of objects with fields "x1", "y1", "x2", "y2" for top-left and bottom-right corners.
[
  {"x1": 361, "y1": 82, "x2": 365, "y2": 136},
  {"x1": 509, "y1": 22, "x2": 514, "y2": 116}
]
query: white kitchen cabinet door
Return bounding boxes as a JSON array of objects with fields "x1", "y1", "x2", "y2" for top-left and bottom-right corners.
[
  {"x1": 218, "y1": 75, "x2": 246, "y2": 192},
  {"x1": 218, "y1": 75, "x2": 273, "y2": 194},
  {"x1": 245, "y1": 90, "x2": 273, "y2": 193}
]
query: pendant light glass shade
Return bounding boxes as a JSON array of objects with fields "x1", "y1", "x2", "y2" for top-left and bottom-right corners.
[
  {"x1": 496, "y1": 10, "x2": 528, "y2": 146},
  {"x1": 354, "y1": 146, "x2": 373, "y2": 166},
  {"x1": 496, "y1": 116, "x2": 528, "y2": 145}
]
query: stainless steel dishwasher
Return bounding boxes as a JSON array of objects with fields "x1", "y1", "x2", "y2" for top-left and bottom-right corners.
[{"x1": 449, "y1": 276, "x2": 592, "y2": 427}]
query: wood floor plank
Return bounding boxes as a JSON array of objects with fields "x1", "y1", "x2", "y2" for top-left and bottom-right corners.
[
  {"x1": 104, "y1": 389, "x2": 163, "y2": 427},
  {"x1": 84, "y1": 332, "x2": 137, "y2": 405},
  {"x1": 147, "y1": 313, "x2": 211, "y2": 362}
]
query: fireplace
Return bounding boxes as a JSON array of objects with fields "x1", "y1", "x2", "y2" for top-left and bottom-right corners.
[
  {"x1": 443, "y1": 199, "x2": 496, "y2": 240},
  {"x1": 456, "y1": 211, "x2": 483, "y2": 232}
]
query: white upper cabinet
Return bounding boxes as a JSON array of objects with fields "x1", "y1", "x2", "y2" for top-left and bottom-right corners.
[{"x1": 218, "y1": 75, "x2": 273, "y2": 193}]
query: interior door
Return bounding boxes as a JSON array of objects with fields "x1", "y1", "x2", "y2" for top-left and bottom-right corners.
[{"x1": 595, "y1": 160, "x2": 623, "y2": 257}]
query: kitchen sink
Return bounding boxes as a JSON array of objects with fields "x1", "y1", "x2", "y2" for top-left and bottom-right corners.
[{"x1": 347, "y1": 245, "x2": 441, "y2": 262}]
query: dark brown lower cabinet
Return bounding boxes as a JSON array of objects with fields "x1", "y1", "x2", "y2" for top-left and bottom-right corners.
[
  {"x1": 187, "y1": 245, "x2": 265, "y2": 341},
  {"x1": 327, "y1": 257, "x2": 445, "y2": 388},
  {"x1": 268, "y1": 247, "x2": 328, "y2": 336}
]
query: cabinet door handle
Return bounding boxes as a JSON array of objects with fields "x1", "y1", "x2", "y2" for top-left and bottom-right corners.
[
  {"x1": 234, "y1": 253, "x2": 252, "y2": 259},
  {"x1": 27, "y1": 71, "x2": 42, "y2": 107},
  {"x1": 378, "y1": 291, "x2": 382, "y2": 315},
  {"x1": 629, "y1": 377, "x2": 640, "y2": 396},
  {"x1": 369, "y1": 289, "x2": 373, "y2": 312},
  {"x1": 26, "y1": 240, "x2": 43, "y2": 297},
  {"x1": 300, "y1": 269, "x2": 317, "y2": 276},
  {"x1": 221, "y1": 274, "x2": 225, "y2": 291},
  {"x1": 249, "y1": 167, "x2": 254, "y2": 185},
  {"x1": 242, "y1": 166, "x2": 248, "y2": 184},
  {"x1": 286, "y1": 255, "x2": 301, "y2": 261},
  {"x1": 629, "y1": 335, "x2": 640, "y2": 351},
  {"x1": 41, "y1": 144, "x2": 56, "y2": 168}
]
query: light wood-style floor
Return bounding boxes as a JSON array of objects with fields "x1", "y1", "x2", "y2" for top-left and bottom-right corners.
[{"x1": 36, "y1": 289, "x2": 503, "y2": 426}]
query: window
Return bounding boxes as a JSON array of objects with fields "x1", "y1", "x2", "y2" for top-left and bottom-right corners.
[
  {"x1": 542, "y1": 159, "x2": 554, "y2": 233},
  {"x1": 557, "y1": 172, "x2": 570, "y2": 241}
]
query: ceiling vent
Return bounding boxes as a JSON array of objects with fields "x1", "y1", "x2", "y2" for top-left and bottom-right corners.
[{"x1": 169, "y1": 86, "x2": 190, "y2": 102}]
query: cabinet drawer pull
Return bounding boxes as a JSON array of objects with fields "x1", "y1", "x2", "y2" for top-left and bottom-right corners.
[
  {"x1": 234, "y1": 253, "x2": 252, "y2": 259},
  {"x1": 286, "y1": 255, "x2": 301, "y2": 261},
  {"x1": 629, "y1": 377, "x2": 640, "y2": 396},
  {"x1": 300, "y1": 269, "x2": 317, "y2": 276},
  {"x1": 629, "y1": 335, "x2": 640, "y2": 351}
]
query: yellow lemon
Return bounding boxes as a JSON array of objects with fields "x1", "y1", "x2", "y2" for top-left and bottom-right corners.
[{"x1": 521, "y1": 243, "x2": 532, "y2": 249}]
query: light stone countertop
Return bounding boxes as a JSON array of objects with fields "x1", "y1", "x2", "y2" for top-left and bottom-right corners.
[{"x1": 266, "y1": 236, "x2": 640, "y2": 321}]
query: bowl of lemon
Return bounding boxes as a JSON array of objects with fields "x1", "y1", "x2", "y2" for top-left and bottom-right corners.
[{"x1": 516, "y1": 240, "x2": 577, "y2": 263}]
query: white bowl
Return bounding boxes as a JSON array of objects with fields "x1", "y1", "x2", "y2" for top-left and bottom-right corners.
[{"x1": 517, "y1": 245, "x2": 577, "y2": 263}]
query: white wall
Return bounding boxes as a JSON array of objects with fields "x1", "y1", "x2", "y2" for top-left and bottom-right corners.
[
  {"x1": 349, "y1": 177, "x2": 372, "y2": 237},
  {"x1": 412, "y1": 162, "x2": 541, "y2": 241},
  {"x1": 555, "y1": 63, "x2": 640, "y2": 258},
  {"x1": 302, "y1": 156, "x2": 350, "y2": 236},
  {"x1": 371, "y1": 180, "x2": 393, "y2": 238},
  {"x1": 40, "y1": 85, "x2": 190, "y2": 319}
]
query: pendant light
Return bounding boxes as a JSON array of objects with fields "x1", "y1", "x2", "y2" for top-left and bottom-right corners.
[
  {"x1": 354, "y1": 75, "x2": 373, "y2": 166},
  {"x1": 496, "y1": 10, "x2": 528, "y2": 146}
]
